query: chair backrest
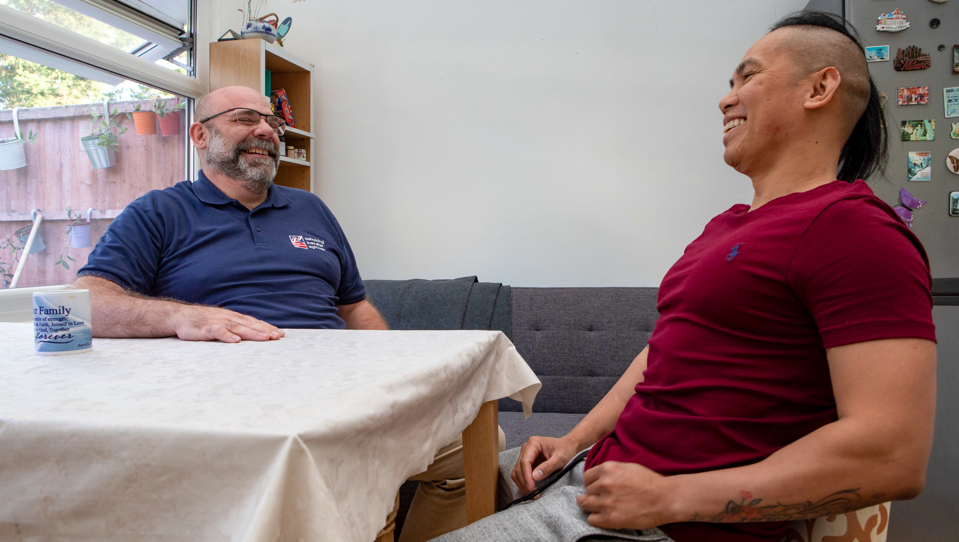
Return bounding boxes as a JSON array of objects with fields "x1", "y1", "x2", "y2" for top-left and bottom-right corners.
[
  {"x1": 505, "y1": 287, "x2": 659, "y2": 414},
  {"x1": 781, "y1": 503, "x2": 890, "y2": 542},
  {"x1": 0, "y1": 285, "x2": 70, "y2": 322}
]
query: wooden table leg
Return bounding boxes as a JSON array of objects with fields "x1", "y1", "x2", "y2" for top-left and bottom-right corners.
[{"x1": 461, "y1": 400, "x2": 499, "y2": 524}]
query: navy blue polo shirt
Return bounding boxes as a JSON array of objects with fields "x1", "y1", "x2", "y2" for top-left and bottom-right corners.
[{"x1": 78, "y1": 171, "x2": 366, "y2": 329}]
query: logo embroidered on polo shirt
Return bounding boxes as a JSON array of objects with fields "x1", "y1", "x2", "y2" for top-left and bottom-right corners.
[
  {"x1": 289, "y1": 236, "x2": 308, "y2": 249},
  {"x1": 726, "y1": 243, "x2": 744, "y2": 261},
  {"x1": 289, "y1": 235, "x2": 327, "y2": 251}
]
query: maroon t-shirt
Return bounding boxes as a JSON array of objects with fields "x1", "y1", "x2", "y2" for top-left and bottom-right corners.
[{"x1": 584, "y1": 180, "x2": 936, "y2": 542}]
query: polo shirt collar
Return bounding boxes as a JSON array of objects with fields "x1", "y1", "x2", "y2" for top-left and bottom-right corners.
[{"x1": 194, "y1": 170, "x2": 291, "y2": 209}]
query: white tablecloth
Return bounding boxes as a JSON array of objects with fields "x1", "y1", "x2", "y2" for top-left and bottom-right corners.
[{"x1": 0, "y1": 324, "x2": 540, "y2": 542}]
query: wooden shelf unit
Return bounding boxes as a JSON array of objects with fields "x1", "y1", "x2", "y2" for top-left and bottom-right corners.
[{"x1": 209, "y1": 39, "x2": 315, "y2": 192}]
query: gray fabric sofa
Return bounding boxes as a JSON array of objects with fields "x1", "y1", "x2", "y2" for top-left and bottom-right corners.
[{"x1": 364, "y1": 277, "x2": 659, "y2": 536}]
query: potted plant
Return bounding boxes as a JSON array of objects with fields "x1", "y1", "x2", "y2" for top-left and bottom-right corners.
[
  {"x1": 154, "y1": 97, "x2": 186, "y2": 136},
  {"x1": 81, "y1": 107, "x2": 126, "y2": 169},
  {"x1": 66, "y1": 206, "x2": 93, "y2": 248},
  {"x1": 0, "y1": 107, "x2": 38, "y2": 171},
  {"x1": 126, "y1": 104, "x2": 157, "y2": 135}
]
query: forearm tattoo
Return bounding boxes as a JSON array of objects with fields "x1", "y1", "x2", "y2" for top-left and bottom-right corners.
[{"x1": 690, "y1": 489, "x2": 886, "y2": 523}]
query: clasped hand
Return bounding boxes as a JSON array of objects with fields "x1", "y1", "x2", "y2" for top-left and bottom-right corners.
[{"x1": 578, "y1": 461, "x2": 675, "y2": 530}]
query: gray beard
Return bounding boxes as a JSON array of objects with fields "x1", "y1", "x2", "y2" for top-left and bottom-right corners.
[{"x1": 205, "y1": 126, "x2": 280, "y2": 194}]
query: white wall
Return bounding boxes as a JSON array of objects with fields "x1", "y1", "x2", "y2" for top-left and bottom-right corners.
[{"x1": 216, "y1": 0, "x2": 807, "y2": 286}]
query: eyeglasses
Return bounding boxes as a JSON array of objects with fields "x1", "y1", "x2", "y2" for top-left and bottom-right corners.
[{"x1": 199, "y1": 107, "x2": 287, "y2": 136}]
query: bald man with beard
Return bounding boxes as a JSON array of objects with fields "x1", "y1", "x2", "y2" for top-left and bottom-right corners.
[
  {"x1": 431, "y1": 12, "x2": 937, "y2": 542},
  {"x1": 73, "y1": 86, "x2": 485, "y2": 541}
]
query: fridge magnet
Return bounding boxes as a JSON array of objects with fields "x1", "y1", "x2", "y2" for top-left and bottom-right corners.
[
  {"x1": 929, "y1": 18, "x2": 941, "y2": 29},
  {"x1": 954, "y1": 45, "x2": 959, "y2": 73},
  {"x1": 930, "y1": 0, "x2": 948, "y2": 4},
  {"x1": 939, "y1": 44, "x2": 946, "y2": 51},
  {"x1": 898, "y1": 86, "x2": 929, "y2": 105},
  {"x1": 865, "y1": 45, "x2": 890, "y2": 62},
  {"x1": 908, "y1": 151, "x2": 932, "y2": 182},
  {"x1": 876, "y1": 9, "x2": 909, "y2": 32},
  {"x1": 945, "y1": 87, "x2": 959, "y2": 118},
  {"x1": 947, "y1": 149, "x2": 959, "y2": 174},
  {"x1": 894, "y1": 188, "x2": 928, "y2": 227},
  {"x1": 894, "y1": 46, "x2": 931, "y2": 71},
  {"x1": 901, "y1": 120, "x2": 935, "y2": 141},
  {"x1": 950, "y1": 192, "x2": 959, "y2": 218},
  {"x1": 952, "y1": 123, "x2": 959, "y2": 139}
]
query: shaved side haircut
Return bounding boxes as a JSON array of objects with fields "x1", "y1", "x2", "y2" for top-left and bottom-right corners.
[{"x1": 771, "y1": 12, "x2": 887, "y2": 183}]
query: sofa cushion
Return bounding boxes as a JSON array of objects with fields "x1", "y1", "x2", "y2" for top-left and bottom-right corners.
[
  {"x1": 504, "y1": 287, "x2": 659, "y2": 414},
  {"x1": 498, "y1": 411, "x2": 587, "y2": 450}
]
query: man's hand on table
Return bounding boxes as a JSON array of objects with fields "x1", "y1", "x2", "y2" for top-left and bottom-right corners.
[
  {"x1": 512, "y1": 435, "x2": 580, "y2": 494},
  {"x1": 577, "y1": 461, "x2": 674, "y2": 530},
  {"x1": 171, "y1": 305, "x2": 284, "y2": 343}
]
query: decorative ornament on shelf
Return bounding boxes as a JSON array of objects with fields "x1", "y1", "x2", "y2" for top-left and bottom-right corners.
[
  {"x1": 237, "y1": 0, "x2": 291, "y2": 45},
  {"x1": 876, "y1": 9, "x2": 910, "y2": 32}
]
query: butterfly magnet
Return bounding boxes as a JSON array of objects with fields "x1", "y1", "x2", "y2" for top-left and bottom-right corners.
[
  {"x1": 894, "y1": 188, "x2": 928, "y2": 228},
  {"x1": 947, "y1": 149, "x2": 959, "y2": 175}
]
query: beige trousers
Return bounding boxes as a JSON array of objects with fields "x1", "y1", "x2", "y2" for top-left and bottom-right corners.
[{"x1": 377, "y1": 427, "x2": 506, "y2": 542}]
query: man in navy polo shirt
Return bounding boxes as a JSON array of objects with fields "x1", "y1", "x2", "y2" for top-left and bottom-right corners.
[
  {"x1": 73, "y1": 85, "x2": 476, "y2": 542},
  {"x1": 73, "y1": 85, "x2": 387, "y2": 340}
]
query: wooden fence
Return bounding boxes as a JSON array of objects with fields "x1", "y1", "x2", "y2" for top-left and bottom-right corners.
[{"x1": 0, "y1": 100, "x2": 187, "y2": 287}]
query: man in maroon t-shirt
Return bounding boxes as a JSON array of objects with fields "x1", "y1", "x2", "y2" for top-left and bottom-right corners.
[{"x1": 433, "y1": 12, "x2": 937, "y2": 542}]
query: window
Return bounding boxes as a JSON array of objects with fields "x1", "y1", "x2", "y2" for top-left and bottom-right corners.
[{"x1": 0, "y1": 0, "x2": 200, "y2": 288}]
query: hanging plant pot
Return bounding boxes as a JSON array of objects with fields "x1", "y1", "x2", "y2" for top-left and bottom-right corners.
[
  {"x1": 80, "y1": 136, "x2": 116, "y2": 169},
  {"x1": 131, "y1": 111, "x2": 158, "y2": 135},
  {"x1": 0, "y1": 138, "x2": 26, "y2": 170},
  {"x1": 70, "y1": 223, "x2": 92, "y2": 248},
  {"x1": 15, "y1": 224, "x2": 45, "y2": 254},
  {"x1": 157, "y1": 111, "x2": 181, "y2": 136},
  {"x1": 0, "y1": 107, "x2": 30, "y2": 170}
]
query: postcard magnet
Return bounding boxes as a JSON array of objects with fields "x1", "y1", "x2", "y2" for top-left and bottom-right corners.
[
  {"x1": 866, "y1": 46, "x2": 890, "y2": 62},
  {"x1": 945, "y1": 87, "x2": 959, "y2": 118},
  {"x1": 950, "y1": 192, "x2": 959, "y2": 218},
  {"x1": 901, "y1": 120, "x2": 935, "y2": 141},
  {"x1": 898, "y1": 86, "x2": 929, "y2": 106},
  {"x1": 908, "y1": 152, "x2": 932, "y2": 182},
  {"x1": 877, "y1": 9, "x2": 909, "y2": 32},
  {"x1": 947, "y1": 149, "x2": 959, "y2": 174},
  {"x1": 894, "y1": 46, "x2": 931, "y2": 71}
]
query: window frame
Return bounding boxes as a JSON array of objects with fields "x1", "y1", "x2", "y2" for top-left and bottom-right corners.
[{"x1": 0, "y1": 0, "x2": 201, "y2": 181}]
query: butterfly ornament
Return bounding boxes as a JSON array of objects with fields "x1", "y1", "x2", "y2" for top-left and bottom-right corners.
[{"x1": 893, "y1": 188, "x2": 927, "y2": 228}]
